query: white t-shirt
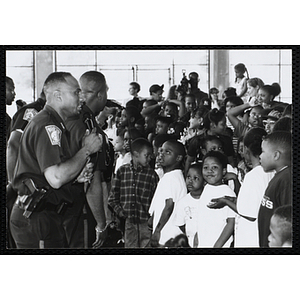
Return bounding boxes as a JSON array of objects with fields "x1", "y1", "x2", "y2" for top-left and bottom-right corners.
[
  {"x1": 114, "y1": 152, "x2": 132, "y2": 175},
  {"x1": 197, "y1": 184, "x2": 236, "y2": 248},
  {"x1": 235, "y1": 166, "x2": 275, "y2": 247},
  {"x1": 149, "y1": 169, "x2": 187, "y2": 245},
  {"x1": 175, "y1": 193, "x2": 201, "y2": 247}
]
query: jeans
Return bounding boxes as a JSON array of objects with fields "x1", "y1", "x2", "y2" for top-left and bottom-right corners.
[{"x1": 124, "y1": 220, "x2": 151, "y2": 248}]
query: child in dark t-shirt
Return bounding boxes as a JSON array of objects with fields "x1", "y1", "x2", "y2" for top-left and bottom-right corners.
[{"x1": 258, "y1": 131, "x2": 292, "y2": 247}]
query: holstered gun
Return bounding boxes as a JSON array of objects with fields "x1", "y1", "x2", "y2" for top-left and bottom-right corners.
[{"x1": 16, "y1": 178, "x2": 47, "y2": 219}]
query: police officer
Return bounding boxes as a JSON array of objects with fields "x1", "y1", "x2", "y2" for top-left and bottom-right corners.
[
  {"x1": 7, "y1": 92, "x2": 46, "y2": 184},
  {"x1": 6, "y1": 76, "x2": 16, "y2": 143},
  {"x1": 66, "y1": 71, "x2": 114, "y2": 248},
  {"x1": 10, "y1": 72, "x2": 103, "y2": 249}
]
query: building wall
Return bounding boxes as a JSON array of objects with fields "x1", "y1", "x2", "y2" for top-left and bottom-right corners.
[{"x1": 6, "y1": 49, "x2": 292, "y2": 118}]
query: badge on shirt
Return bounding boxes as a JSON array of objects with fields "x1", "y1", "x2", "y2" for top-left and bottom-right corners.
[
  {"x1": 45, "y1": 125, "x2": 62, "y2": 147},
  {"x1": 23, "y1": 108, "x2": 38, "y2": 122}
]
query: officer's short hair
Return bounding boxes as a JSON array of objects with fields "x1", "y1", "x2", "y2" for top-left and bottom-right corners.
[
  {"x1": 6, "y1": 76, "x2": 14, "y2": 84},
  {"x1": 80, "y1": 71, "x2": 106, "y2": 93},
  {"x1": 43, "y1": 72, "x2": 72, "y2": 94}
]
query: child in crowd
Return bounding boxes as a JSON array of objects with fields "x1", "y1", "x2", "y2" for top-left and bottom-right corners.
[
  {"x1": 246, "y1": 77, "x2": 264, "y2": 103},
  {"x1": 108, "y1": 138, "x2": 159, "y2": 248},
  {"x1": 200, "y1": 151, "x2": 236, "y2": 247},
  {"x1": 261, "y1": 107, "x2": 283, "y2": 134},
  {"x1": 208, "y1": 128, "x2": 274, "y2": 247},
  {"x1": 155, "y1": 116, "x2": 173, "y2": 136},
  {"x1": 268, "y1": 205, "x2": 292, "y2": 247},
  {"x1": 180, "y1": 105, "x2": 209, "y2": 146},
  {"x1": 114, "y1": 127, "x2": 144, "y2": 175},
  {"x1": 113, "y1": 129, "x2": 131, "y2": 175},
  {"x1": 227, "y1": 98, "x2": 264, "y2": 138},
  {"x1": 134, "y1": 117, "x2": 146, "y2": 137},
  {"x1": 234, "y1": 63, "x2": 249, "y2": 101},
  {"x1": 179, "y1": 94, "x2": 197, "y2": 127},
  {"x1": 201, "y1": 135, "x2": 240, "y2": 195},
  {"x1": 185, "y1": 108, "x2": 235, "y2": 175},
  {"x1": 222, "y1": 87, "x2": 237, "y2": 101},
  {"x1": 119, "y1": 106, "x2": 142, "y2": 130},
  {"x1": 162, "y1": 101, "x2": 179, "y2": 122},
  {"x1": 257, "y1": 83, "x2": 287, "y2": 109},
  {"x1": 222, "y1": 96, "x2": 244, "y2": 152},
  {"x1": 149, "y1": 140, "x2": 187, "y2": 247},
  {"x1": 236, "y1": 136, "x2": 251, "y2": 182},
  {"x1": 152, "y1": 134, "x2": 177, "y2": 179},
  {"x1": 175, "y1": 163, "x2": 204, "y2": 247},
  {"x1": 209, "y1": 87, "x2": 221, "y2": 110},
  {"x1": 258, "y1": 131, "x2": 292, "y2": 247}
]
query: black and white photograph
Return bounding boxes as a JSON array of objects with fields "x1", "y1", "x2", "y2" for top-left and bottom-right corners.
[
  {"x1": 1, "y1": 3, "x2": 299, "y2": 298},
  {"x1": 4, "y1": 47, "x2": 294, "y2": 251}
]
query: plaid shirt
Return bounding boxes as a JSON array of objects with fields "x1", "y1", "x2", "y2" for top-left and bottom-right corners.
[{"x1": 108, "y1": 161, "x2": 159, "y2": 223}]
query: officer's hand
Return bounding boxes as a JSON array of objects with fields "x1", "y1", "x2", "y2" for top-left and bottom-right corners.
[{"x1": 82, "y1": 128, "x2": 103, "y2": 154}]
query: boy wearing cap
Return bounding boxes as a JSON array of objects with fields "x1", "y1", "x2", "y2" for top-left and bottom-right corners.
[{"x1": 262, "y1": 106, "x2": 283, "y2": 134}]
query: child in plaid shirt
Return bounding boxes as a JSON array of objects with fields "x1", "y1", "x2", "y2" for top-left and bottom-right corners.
[{"x1": 108, "y1": 138, "x2": 159, "y2": 248}]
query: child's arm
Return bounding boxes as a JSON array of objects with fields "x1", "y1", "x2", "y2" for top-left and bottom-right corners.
[
  {"x1": 224, "y1": 172, "x2": 241, "y2": 195},
  {"x1": 107, "y1": 170, "x2": 127, "y2": 218},
  {"x1": 213, "y1": 217, "x2": 235, "y2": 248},
  {"x1": 208, "y1": 197, "x2": 256, "y2": 222},
  {"x1": 150, "y1": 198, "x2": 174, "y2": 247},
  {"x1": 227, "y1": 102, "x2": 251, "y2": 129}
]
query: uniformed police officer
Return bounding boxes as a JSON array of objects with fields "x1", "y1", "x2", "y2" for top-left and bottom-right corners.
[
  {"x1": 6, "y1": 76, "x2": 16, "y2": 143},
  {"x1": 66, "y1": 71, "x2": 113, "y2": 248},
  {"x1": 10, "y1": 72, "x2": 103, "y2": 249},
  {"x1": 7, "y1": 93, "x2": 46, "y2": 184}
]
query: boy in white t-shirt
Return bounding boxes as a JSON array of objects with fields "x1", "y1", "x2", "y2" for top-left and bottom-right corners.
[
  {"x1": 175, "y1": 163, "x2": 204, "y2": 247},
  {"x1": 148, "y1": 140, "x2": 187, "y2": 247}
]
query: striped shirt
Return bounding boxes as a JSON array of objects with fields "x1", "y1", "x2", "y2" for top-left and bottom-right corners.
[{"x1": 108, "y1": 161, "x2": 159, "y2": 223}]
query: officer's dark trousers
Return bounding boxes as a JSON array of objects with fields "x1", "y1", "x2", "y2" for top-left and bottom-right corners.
[{"x1": 10, "y1": 204, "x2": 67, "y2": 249}]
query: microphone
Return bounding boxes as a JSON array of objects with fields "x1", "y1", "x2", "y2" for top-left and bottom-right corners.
[{"x1": 83, "y1": 112, "x2": 94, "y2": 132}]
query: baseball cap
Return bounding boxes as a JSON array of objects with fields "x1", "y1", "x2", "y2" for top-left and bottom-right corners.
[{"x1": 149, "y1": 84, "x2": 164, "y2": 94}]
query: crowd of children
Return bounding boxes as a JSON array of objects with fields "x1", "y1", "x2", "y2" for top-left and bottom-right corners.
[{"x1": 97, "y1": 67, "x2": 292, "y2": 248}]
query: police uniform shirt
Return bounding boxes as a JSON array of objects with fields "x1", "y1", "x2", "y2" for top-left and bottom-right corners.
[
  {"x1": 257, "y1": 166, "x2": 292, "y2": 247},
  {"x1": 10, "y1": 100, "x2": 44, "y2": 134},
  {"x1": 12, "y1": 105, "x2": 76, "y2": 205},
  {"x1": 66, "y1": 104, "x2": 109, "y2": 172}
]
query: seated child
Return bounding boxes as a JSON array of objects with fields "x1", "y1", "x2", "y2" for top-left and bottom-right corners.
[
  {"x1": 175, "y1": 163, "x2": 204, "y2": 247},
  {"x1": 108, "y1": 138, "x2": 159, "y2": 248},
  {"x1": 268, "y1": 205, "x2": 292, "y2": 247},
  {"x1": 200, "y1": 151, "x2": 236, "y2": 247},
  {"x1": 148, "y1": 140, "x2": 187, "y2": 247}
]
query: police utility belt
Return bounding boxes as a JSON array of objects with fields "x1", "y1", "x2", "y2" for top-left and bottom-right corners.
[{"x1": 16, "y1": 178, "x2": 70, "y2": 218}]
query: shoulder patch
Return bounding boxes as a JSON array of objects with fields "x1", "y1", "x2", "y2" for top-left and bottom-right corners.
[
  {"x1": 23, "y1": 108, "x2": 38, "y2": 122},
  {"x1": 45, "y1": 125, "x2": 62, "y2": 147}
]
